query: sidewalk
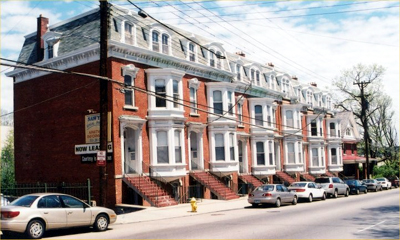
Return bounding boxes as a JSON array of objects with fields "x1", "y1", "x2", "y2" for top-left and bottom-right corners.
[{"x1": 114, "y1": 196, "x2": 249, "y2": 224}]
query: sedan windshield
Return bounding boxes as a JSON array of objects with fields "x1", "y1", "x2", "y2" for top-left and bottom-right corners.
[
  {"x1": 376, "y1": 178, "x2": 385, "y2": 181},
  {"x1": 10, "y1": 195, "x2": 39, "y2": 207}
]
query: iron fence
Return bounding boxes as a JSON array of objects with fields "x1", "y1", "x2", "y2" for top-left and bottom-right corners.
[{"x1": 1, "y1": 179, "x2": 92, "y2": 204}]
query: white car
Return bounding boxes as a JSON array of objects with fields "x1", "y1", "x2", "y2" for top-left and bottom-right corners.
[
  {"x1": 288, "y1": 182, "x2": 326, "y2": 202},
  {"x1": 1, "y1": 193, "x2": 117, "y2": 239},
  {"x1": 375, "y1": 177, "x2": 392, "y2": 190}
]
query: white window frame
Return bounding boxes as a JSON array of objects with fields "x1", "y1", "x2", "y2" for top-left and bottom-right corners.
[
  {"x1": 122, "y1": 64, "x2": 139, "y2": 110},
  {"x1": 188, "y1": 78, "x2": 200, "y2": 116},
  {"x1": 188, "y1": 42, "x2": 197, "y2": 62},
  {"x1": 121, "y1": 21, "x2": 136, "y2": 45}
]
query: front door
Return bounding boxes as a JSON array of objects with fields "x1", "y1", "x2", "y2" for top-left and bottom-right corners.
[
  {"x1": 190, "y1": 132, "x2": 200, "y2": 170},
  {"x1": 124, "y1": 128, "x2": 138, "y2": 174}
]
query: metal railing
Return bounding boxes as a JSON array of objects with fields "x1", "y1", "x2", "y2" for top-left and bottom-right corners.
[{"x1": 1, "y1": 179, "x2": 92, "y2": 204}]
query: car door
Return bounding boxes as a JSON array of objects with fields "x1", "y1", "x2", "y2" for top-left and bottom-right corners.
[
  {"x1": 280, "y1": 185, "x2": 291, "y2": 203},
  {"x1": 37, "y1": 195, "x2": 67, "y2": 229},
  {"x1": 308, "y1": 183, "x2": 321, "y2": 198},
  {"x1": 60, "y1": 195, "x2": 92, "y2": 227}
]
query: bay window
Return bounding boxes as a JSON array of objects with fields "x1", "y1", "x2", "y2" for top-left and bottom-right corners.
[
  {"x1": 157, "y1": 131, "x2": 169, "y2": 164},
  {"x1": 215, "y1": 134, "x2": 225, "y2": 161},
  {"x1": 256, "y1": 142, "x2": 265, "y2": 165},
  {"x1": 155, "y1": 79, "x2": 166, "y2": 107}
]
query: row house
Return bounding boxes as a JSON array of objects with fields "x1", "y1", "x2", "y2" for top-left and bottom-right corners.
[{"x1": 7, "y1": 4, "x2": 347, "y2": 208}]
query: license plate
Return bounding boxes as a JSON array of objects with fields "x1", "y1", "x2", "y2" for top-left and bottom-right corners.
[{"x1": 254, "y1": 200, "x2": 260, "y2": 204}]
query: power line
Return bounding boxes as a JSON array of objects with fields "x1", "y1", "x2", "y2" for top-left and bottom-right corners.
[{"x1": 1, "y1": 58, "x2": 331, "y2": 137}]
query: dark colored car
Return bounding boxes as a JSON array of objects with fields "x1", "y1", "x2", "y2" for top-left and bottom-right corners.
[
  {"x1": 345, "y1": 179, "x2": 368, "y2": 195},
  {"x1": 388, "y1": 176, "x2": 399, "y2": 188}
]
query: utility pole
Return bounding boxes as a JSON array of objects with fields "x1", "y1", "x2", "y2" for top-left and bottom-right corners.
[
  {"x1": 354, "y1": 81, "x2": 371, "y2": 179},
  {"x1": 99, "y1": 0, "x2": 109, "y2": 206}
]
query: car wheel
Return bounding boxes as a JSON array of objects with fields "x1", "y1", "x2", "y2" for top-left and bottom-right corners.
[
  {"x1": 380, "y1": 187, "x2": 383, "y2": 191},
  {"x1": 345, "y1": 189, "x2": 349, "y2": 197},
  {"x1": 251, "y1": 203, "x2": 257, "y2": 208},
  {"x1": 308, "y1": 194, "x2": 313, "y2": 203},
  {"x1": 374, "y1": 187, "x2": 378, "y2": 192},
  {"x1": 364, "y1": 188, "x2": 368, "y2": 194},
  {"x1": 275, "y1": 198, "x2": 281, "y2": 208},
  {"x1": 292, "y1": 196, "x2": 297, "y2": 205},
  {"x1": 93, "y1": 214, "x2": 109, "y2": 232},
  {"x1": 26, "y1": 219, "x2": 45, "y2": 239},
  {"x1": 321, "y1": 193, "x2": 326, "y2": 200},
  {"x1": 356, "y1": 189, "x2": 360, "y2": 195},
  {"x1": 333, "y1": 190, "x2": 338, "y2": 198}
]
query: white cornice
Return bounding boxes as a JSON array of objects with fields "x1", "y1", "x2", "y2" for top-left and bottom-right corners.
[{"x1": 8, "y1": 44, "x2": 100, "y2": 83}]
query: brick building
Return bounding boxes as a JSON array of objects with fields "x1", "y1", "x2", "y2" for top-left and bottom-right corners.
[{"x1": 7, "y1": 4, "x2": 348, "y2": 208}]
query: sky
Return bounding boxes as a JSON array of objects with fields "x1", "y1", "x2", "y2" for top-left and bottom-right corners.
[{"x1": 1, "y1": 0, "x2": 399, "y2": 132}]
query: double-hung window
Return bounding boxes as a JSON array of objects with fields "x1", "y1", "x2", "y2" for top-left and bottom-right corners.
[
  {"x1": 162, "y1": 34, "x2": 169, "y2": 54},
  {"x1": 236, "y1": 65, "x2": 241, "y2": 81},
  {"x1": 255, "y1": 105, "x2": 263, "y2": 126},
  {"x1": 124, "y1": 75, "x2": 134, "y2": 106},
  {"x1": 173, "y1": 80, "x2": 179, "y2": 108},
  {"x1": 331, "y1": 148, "x2": 337, "y2": 165},
  {"x1": 286, "y1": 110, "x2": 294, "y2": 128},
  {"x1": 269, "y1": 141, "x2": 274, "y2": 165},
  {"x1": 311, "y1": 120, "x2": 317, "y2": 136},
  {"x1": 190, "y1": 87, "x2": 197, "y2": 114},
  {"x1": 216, "y1": 51, "x2": 222, "y2": 69},
  {"x1": 237, "y1": 103, "x2": 243, "y2": 125},
  {"x1": 157, "y1": 131, "x2": 169, "y2": 164},
  {"x1": 256, "y1": 142, "x2": 265, "y2": 165},
  {"x1": 228, "y1": 91, "x2": 234, "y2": 115},
  {"x1": 330, "y1": 123, "x2": 336, "y2": 137},
  {"x1": 152, "y1": 31, "x2": 159, "y2": 52},
  {"x1": 256, "y1": 71, "x2": 260, "y2": 86},
  {"x1": 215, "y1": 134, "x2": 225, "y2": 161},
  {"x1": 251, "y1": 69, "x2": 255, "y2": 83},
  {"x1": 125, "y1": 22, "x2": 134, "y2": 45},
  {"x1": 213, "y1": 91, "x2": 223, "y2": 114},
  {"x1": 174, "y1": 130, "x2": 182, "y2": 163},
  {"x1": 229, "y1": 133, "x2": 235, "y2": 161},
  {"x1": 48, "y1": 45, "x2": 54, "y2": 59},
  {"x1": 288, "y1": 143, "x2": 295, "y2": 164},
  {"x1": 189, "y1": 43, "x2": 196, "y2": 62},
  {"x1": 155, "y1": 79, "x2": 166, "y2": 107},
  {"x1": 210, "y1": 50, "x2": 215, "y2": 67},
  {"x1": 312, "y1": 148, "x2": 319, "y2": 166}
]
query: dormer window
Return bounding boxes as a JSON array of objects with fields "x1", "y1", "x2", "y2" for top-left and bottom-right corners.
[
  {"x1": 282, "y1": 78, "x2": 290, "y2": 94},
  {"x1": 307, "y1": 90, "x2": 313, "y2": 107},
  {"x1": 43, "y1": 31, "x2": 61, "y2": 60},
  {"x1": 162, "y1": 34, "x2": 169, "y2": 54},
  {"x1": 124, "y1": 22, "x2": 134, "y2": 45},
  {"x1": 189, "y1": 42, "x2": 196, "y2": 62},
  {"x1": 271, "y1": 75, "x2": 276, "y2": 90},
  {"x1": 152, "y1": 31, "x2": 159, "y2": 52},
  {"x1": 236, "y1": 64, "x2": 242, "y2": 81},
  {"x1": 210, "y1": 50, "x2": 216, "y2": 67}
]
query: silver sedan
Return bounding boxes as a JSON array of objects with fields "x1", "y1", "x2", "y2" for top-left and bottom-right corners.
[
  {"x1": 248, "y1": 184, "x2": 298, "y2": 208},
  {"x1": 1, "y1": 193, "x2": 117, "y2": 239}
]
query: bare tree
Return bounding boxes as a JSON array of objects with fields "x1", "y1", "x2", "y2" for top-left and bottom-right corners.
[{"x1": 333, "y1": 63, "x2": 398, "y2": 177}]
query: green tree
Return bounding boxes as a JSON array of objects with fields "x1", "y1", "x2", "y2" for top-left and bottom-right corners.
[{"x1": 1, "y1": 130, "x2": 15, "y2": 190}]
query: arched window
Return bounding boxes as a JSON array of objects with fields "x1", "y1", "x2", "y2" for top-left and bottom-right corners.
[
  {"x1": 152, "y1": 31, "x2": 159, "y2": 52},
  {"x1": 189, "y1": 42, "x2": 196, "y2": 62},
  {"x1": 210, "y1": 50, "x2": 215, "y2": 67},
  {"x1": 162, "y1": 33, "x2": 169, "y2": 54}
]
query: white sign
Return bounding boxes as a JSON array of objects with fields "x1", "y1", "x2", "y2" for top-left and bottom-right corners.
[{"x1": 75, "y1": 143, "x2": 113, "y2": 155}]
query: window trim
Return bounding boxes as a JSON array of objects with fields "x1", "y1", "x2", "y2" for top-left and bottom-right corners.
[{"x1": 122, "y1": 64, "x2": 139, "y2": 110}]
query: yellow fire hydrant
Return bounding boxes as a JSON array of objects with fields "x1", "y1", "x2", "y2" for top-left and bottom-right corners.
[{"x1": 190, "y1": 197, "x2": 197, "y2": 212}]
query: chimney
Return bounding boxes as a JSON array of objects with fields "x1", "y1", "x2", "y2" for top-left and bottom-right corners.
[
  {"x1": 310, "y1": 82, "x2": 317, "y2": 87},
  {"x1": 292, "y1": 75, "x2": 298, "y2": 80},
  {"x1": 267, "y1": 62, "x2": 274, "y2": 67},
  {"x1": 37, "y1": 14, "x2": 49, "y2": 62},
  {"x1": 236, "y1": 51, "x2": 245, "y2": 57}
]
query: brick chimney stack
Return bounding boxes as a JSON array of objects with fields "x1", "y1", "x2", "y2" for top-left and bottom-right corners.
[
  {"x1": 292, "y1": 75, "x2": 298, "y2": 80},
  {"x1": 310, "y1": 82, "x2": 317, "y2": 87},
  {"x1": 267, "y1": 62, "x2": 274, "y2": 67},
  {"x1": 37, "y1": 14, "x2": 49, "y2": 62},
  {"x1": 236, "y1": 51, "x2": 245, "y2": 57}
]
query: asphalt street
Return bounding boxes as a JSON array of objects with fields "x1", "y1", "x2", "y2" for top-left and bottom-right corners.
[{"x1": 36, "y1": 188, "x2": 400, "y2": 239}]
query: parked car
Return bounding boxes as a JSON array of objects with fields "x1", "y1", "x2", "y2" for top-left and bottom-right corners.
[
  {"x1": 288, "y1": 182, "x2": 326, "y2": 202},
  {"x1": 375, "y1": 177, "x2": 392, "y2": 190},
  {"x1": 361, "y1": 179, "x2": 382, "y2": 192},
  {"x1": 1, "y1": 194, "x2": 10, "y2": 206},
  {"x1": 248, "y1": 184, "x2": 297, "y2": 208},
  {"x1": 1, "y1": 193, "x2": 117, "y2": 239},
  {"x1": 345, "y1": 179, "x2": 368, "y2": 195},
  {"x1": 388, "y1": 176, "x2": 399, "y2": 188},
  {"x1": 315, "y1": 177, "x2": 349, "y2": 198}
]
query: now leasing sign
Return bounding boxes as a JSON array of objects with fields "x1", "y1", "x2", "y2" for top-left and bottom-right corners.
[{"x1": 75, "y1": 143, "x2": 113, "y2": 155}]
